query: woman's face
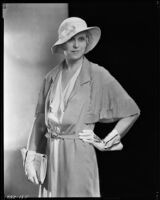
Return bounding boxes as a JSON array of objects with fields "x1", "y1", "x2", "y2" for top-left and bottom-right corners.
[{"x1": 63, "y1": 32, "x2": 88, "y2": 61}]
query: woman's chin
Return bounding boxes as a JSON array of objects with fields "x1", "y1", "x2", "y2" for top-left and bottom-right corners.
[{"x1": 69, "y1": 54, "x2": 83, "y2": 61}]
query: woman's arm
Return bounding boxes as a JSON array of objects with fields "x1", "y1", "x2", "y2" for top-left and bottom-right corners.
[
  {"x1": 79, "y1": 113, "x2": 140, "y2": 151},
  {"x1": 105, "y1": 113, "x2": 140, "y2": 140},
  {"x1": 27, "y1": 113, "x2": 46, "y2": 151},
  {"x1": 102, "y1": 113, "x2": 140, "y2": 150},
  {"x1": 21, "y1": 113, "x2": 46, "y2": 185}
]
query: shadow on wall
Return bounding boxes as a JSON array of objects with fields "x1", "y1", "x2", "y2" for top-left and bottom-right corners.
[{"x1": 4, "y1": 3, "x2": 68, "y2": 196}]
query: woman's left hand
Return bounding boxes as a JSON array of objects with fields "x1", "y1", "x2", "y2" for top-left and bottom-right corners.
[{"x1": 78, "y1": 130, "x2": 106, "y2": 151}]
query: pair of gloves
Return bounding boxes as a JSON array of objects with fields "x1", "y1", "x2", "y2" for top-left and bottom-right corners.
[
  {"x1": 21, "y1": 148, "x2": 47, "y2": 185},
  {"x1": 21, "y1": 149, "x2": 39, "y2": 185},
  {"x1": 78, "y1": 129, "x2": 123, "y2": 151}
]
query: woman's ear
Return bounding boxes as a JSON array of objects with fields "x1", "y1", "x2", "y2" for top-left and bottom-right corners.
[
  {"x1": 84, "y1": 32, "x2": 89, "y2": 53},
  {"x1": 85, "y1": 32, "x2": 90, "y2": 49},
  {"x1": 86, "y1": 35, "x2": 89, "y2": 44}
]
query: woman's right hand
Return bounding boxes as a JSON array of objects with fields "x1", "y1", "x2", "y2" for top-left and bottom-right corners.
[
  {"x1": 25, "y1": 151, "x2": 39, "y2": 185},
  {"x1": 79, "y1": 130, "x2": 106, "y2": 151}
]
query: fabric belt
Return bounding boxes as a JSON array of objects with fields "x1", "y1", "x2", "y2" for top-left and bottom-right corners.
[{"x1": 45, "y1": 130, "x2": 79, "y2": 140}]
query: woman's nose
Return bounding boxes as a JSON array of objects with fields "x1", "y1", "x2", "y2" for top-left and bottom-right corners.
[{"x1": 73, "y1": 39, "x2": 79, "y2": 48}]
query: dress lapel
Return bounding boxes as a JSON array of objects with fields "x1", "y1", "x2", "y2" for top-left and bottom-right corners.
[
  {"x1": 67, "y1": 56, "x2": 91, "y2": 102},
  {"x1": 79, "y1": 57, "x2": 92, "y2": 85},
  {"x1": 61, "y1": 57, "x2": 92, "y2": 125}
]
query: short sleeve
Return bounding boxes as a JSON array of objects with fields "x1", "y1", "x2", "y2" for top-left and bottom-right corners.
[
  {"x1": 35, "y1": 78, "x2": 46, "y2": 117},
  {"x1": 99, "y1": 68, "x2": 140, "y2": 123}
]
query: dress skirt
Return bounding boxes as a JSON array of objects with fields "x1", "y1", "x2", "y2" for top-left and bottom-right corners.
[{"x1": 38, "y1": 137, "x2": 100, "y2": 197}]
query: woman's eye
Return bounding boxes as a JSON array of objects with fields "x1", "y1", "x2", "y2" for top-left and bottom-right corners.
[{"x1": 78, "y1": 37, "x2": 85, "y2": 41}]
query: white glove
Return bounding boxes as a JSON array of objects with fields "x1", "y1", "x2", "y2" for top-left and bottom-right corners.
[
  {"x1": 78, "y1": 130, "x2": 106, "y2": 151},
  {"x1": 103, "y1": 130, "x2": 123, "y2": 150},
  {"x1": 25, "y1": 150, "x2": 39, "y2": 185},
  {"x1": 79, "y1": 129, "x2": 123, "y2": 151}
]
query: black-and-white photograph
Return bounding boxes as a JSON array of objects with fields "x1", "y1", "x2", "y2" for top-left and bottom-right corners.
[{"x1": 4, "y1": 2, "x2": 159, "y2": 199}]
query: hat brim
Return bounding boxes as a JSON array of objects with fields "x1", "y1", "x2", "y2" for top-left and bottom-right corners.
[{"x1": 51, "y1": 26, "x2": 101, "y2": 54}]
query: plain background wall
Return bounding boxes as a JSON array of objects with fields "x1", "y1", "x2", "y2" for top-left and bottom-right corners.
[
  {"x1": 4, "y1": 3, "x2": 68, "y2": 197},
  {"x1": 69, "y1": 2, "x2": 159, "y2": 199}
]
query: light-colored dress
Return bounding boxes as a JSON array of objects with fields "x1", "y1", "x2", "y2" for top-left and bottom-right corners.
[{"x1": 33, "y1": 57, "x2": 140, "y2": 197}]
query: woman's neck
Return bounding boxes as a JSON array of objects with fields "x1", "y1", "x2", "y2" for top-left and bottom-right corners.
[{"x1": 64, "y1": 57, "x2": 84, "y2": 71}]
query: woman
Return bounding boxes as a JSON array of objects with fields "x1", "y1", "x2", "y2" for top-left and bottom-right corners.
[{"x1": 23, "y1": 17, "x2": 140, "y2": 197}]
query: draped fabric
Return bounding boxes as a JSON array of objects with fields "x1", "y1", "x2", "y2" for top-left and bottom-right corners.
[{"x1": 48, "y1": 62, "x2": 82, "y2": 124}]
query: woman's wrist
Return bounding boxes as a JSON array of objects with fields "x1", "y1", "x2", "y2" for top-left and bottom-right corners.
[
  {"x1": 102, "y1": 129, "x2": 122, "y2": 150},
  {"x1": 103, "y1": 129, "x2": 120, "y2": 144}
]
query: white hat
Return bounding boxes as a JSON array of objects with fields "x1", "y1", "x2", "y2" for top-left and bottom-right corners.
[{"x1": 51, "y1": 17, "x2": 101, "y2": 54}]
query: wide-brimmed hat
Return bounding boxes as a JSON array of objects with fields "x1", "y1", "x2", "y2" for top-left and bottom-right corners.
[{"x1": 51, "y1": 17, "x2": 101, "y2": 54}]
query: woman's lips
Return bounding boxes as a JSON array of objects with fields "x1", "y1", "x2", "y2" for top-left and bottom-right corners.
[{"x1": 72, "y1": 50, "x2": 80, "y2": 53}]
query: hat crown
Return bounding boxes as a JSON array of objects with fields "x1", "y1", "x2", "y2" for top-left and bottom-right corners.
[{"x1": 58, "y1": 17, "x2": 88, "y2": 40}]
